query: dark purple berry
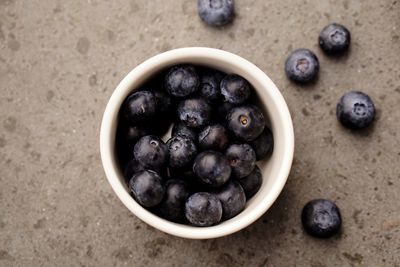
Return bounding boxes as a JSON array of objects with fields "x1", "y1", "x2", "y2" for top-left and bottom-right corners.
[
  {"x1": 285, "y1": 49, "x2": 319, "y2": 84},
  {"x1": 226, "y1": 105, "x2": 265, "y2": 141},
  {"x1": 215, "y1": 181, "x2": 246, "y2": 220},
  {"x1": 123, "y1": 91, "x2": 157, "y2": 123},
  {"x1": 238, "y1": 165, "x2": 262, "y2": 199},
  {"x1": 319, "y1": 23, "x2": 351, "y2": 55},
  {"x1": 225, "y1": 143, "x2": 256, "y2": 178},
  {"x1": 159, "y1": 179, "x2": 191, "y2": 222},
  {"x1": 167, "y1": 136, "x2": 197, "y2": 168},
  {"x1": 301, "y1": 199, "x2": 342, "y2": 238},
  {"x1": 178, "y1": 98, "x2": 212, "y2": 129},
  {"x1": 185, "y1": 192, "x2": 222, "y2": 226},
  {"x1": 193, "y1": 151, "x2": 231, "y2": 188},
  {"x1": 199, "y1": 70, "x2": 224, "y2": 104},
  {"x1": 165, "y1": 65, "x2": 199, "y2": 97},
  {"x1": 134, "y1": 135, "x2": 169, "y2": 169},
  {"x1": 221, "y1": 74, "x2": 250, "y2": 104},
  {"x1": 197, "y1": 0, "x2": 235, "y2": 27},
  {"x1": 198, "y1": 124, "x2": 229, "y2": 151},
  {"x1": 129, "y1": 170, "x2": 165, "y2": 207},
  {"x1": 249, "y1": 127, "x2": 273, "y2": 160},
  {"x1": 336, "y1": 91, "x2": 375, "y2": 129}
]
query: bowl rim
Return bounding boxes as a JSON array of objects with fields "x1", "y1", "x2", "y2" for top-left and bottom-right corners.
[{"x1": 100, "y1": 47, "x2": 294, "y2": 239}]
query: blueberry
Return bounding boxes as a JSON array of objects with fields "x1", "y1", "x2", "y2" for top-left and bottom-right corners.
[
  {"x1": 285, "y1": 49, "x2": 319, "y2": 84},
  {"x1": 220, "y1": 74, "x2": 250, "y2": 104},
  {"x1": 167, "y1": 136, "x2": 198, "y2": 168},
  {"x1": 178, "y1": 98, "x2": 212, "y2": 129},
  {"x1": 336, "y1": 91, "x2": 375, "y2": 129},
  {"x1": 193, "y1": 151, "x2": 231, "y2": 188},
  {"x1": 215, "y1": 181, "x2": 246, "y2": 220},
  {"x1": 134, "y1": 135, "x2": 169, "y2": 169},
  {"x1": 165, "y1": 65, "x2": 199, "y2": 98},
  {"x1": 301, "y1": 199, "x2": 342, "y2": 238},
  {"x1": 226, "y1": 105, "x2": 265, "y2": 141},
  {"x1": 185, "y1": 192, "x2": 223, "y2": 226},
  {"x1": 199, "y1": 70, "x2": 224, "y2": 104},
  {"x1": 249, "y1": 127, "x2": 273, "y2": 160},
  {"x1": 129, "y1": 170, "x2": 165, "y2": 208},
  {"x1": 171, "y1": 122, "x2": 198, "y2": 142},
  {"x1": 123, "y1": 91, "x2": 157, "y2": 123},
  {"x1": 225, "y1": 143, "x2": 256, "y2": 179},
  {"x1": 197, "y1": 0, "x2": 234, "y2": 27},
  {"x1": 158, "y1": 179, "x2": 191, "y2": 222},
  {"x1": 198, "y1": 124, "x2": 229, "y2": 151},
  {"x1": 238, "y1": 165, "x2": 262, "y2": 199},
  {"x1": 319, "y1": 23, "x2": 351, "y2": 55}
]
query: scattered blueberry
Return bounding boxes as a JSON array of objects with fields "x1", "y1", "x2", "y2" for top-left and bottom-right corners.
[
  {"x1": 285, "y1": 49, "x2": 319, "y2": 84},
  {"x1": 238, "y1": 165, "x2": 262, "y2": 199},
  {"x1": 167, "y1": 136, "x2": 198, "y2": 168},
  {"x1": 129, "y1": 170, "x2": 165, "y2": 208},
  {"x1": 197, "y1": 0, "x2": 235, "y2": 27},
  {"x1": 123, "y1": 91, "x2": 157, "y2": 123},
  {"x1": 178, "y1": 98, "x2": 212, "y2": 129},
  {"x1": 171, "y1": 122, "x2": 198, "y2": 142},
  {"x1": 319, "y1": 23, "x2": 351, "y2": 55},
  {"x1": 301, "y1": 199, "x2": 342, "y2": 238},
  {"x1": 134, "y1": 135, "x2": 169, "y2": 169},
  {"x1": 225, "y1": 143, "x2": 256, "y2": 178},
  {"x1": 249, "y1": 127, "x2": 273, "y2": 160},
  {"x1": 165, "y1": 65, "x2": 199, "y2": 97},
  {"x1": 185, "y1": 192, "x2": 223, "y2": 226},
  {"x1": 199, "y1": 70, "x2": 224, "y2": 104},
  {"x1": 226, "y1": 105, "x2": 265, "y2": 141},
  {"x1": 198, "y1": 124, "x2": 229, "y2": 151},
  {"x1": 221, "y1": 74, "x2": 250, "y2": 104},
  {"x1": 193, "y1": 151, "x2": 231, "y2": 188},
  {"x1": 336, "y1": 91, "x2": 375, "y2": 129},
  {"x1": 215, "y1": 181, "x2": 246, "y2": 220},
  {"x1": 159, "y1": 179, "x2": 191, "y2": 222}
]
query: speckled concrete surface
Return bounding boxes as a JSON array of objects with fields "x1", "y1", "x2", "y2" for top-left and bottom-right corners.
[{"x1": 0, "y1": 0, "x2": 399, "y2": 266}]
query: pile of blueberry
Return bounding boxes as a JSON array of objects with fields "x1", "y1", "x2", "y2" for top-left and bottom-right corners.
[
  {"x1": 116, "y1": 66, "x2": 273, "y2": 226},
  {"x1": 113, "y1": 0, "x2": 378, "y2": 237}
]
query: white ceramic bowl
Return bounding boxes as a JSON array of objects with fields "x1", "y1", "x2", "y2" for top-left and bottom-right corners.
[{"x1": 100, "y1": 47, "x2": 294, "y2": 239}]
